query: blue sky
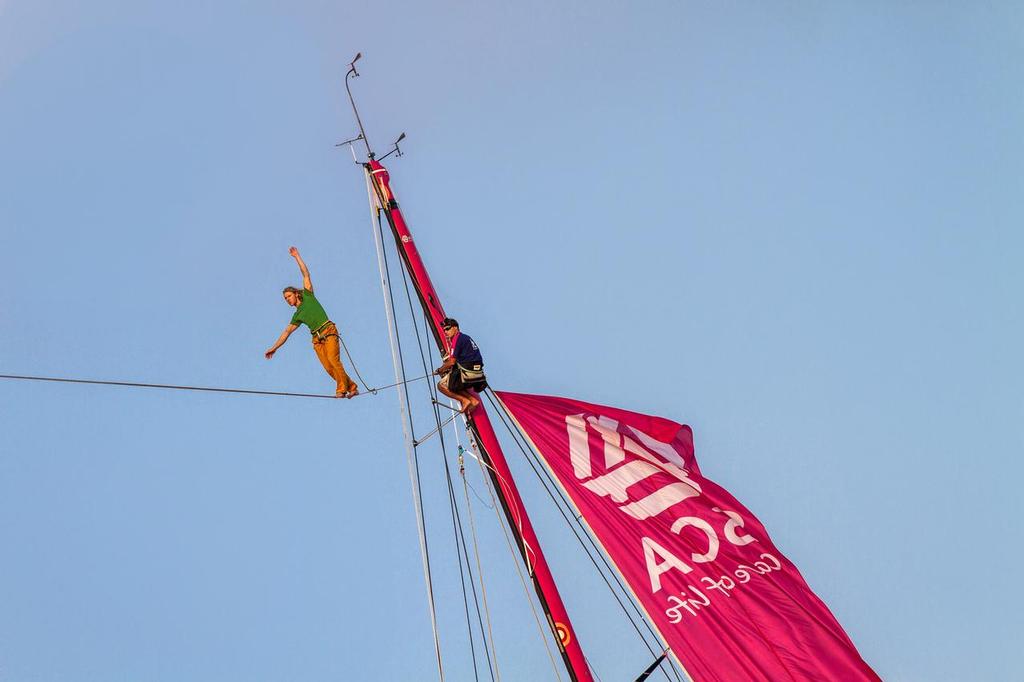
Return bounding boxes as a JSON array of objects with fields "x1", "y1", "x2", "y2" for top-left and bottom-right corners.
[{"x1": 1, "y1": 2, "x2": 1021, "y2": 680}]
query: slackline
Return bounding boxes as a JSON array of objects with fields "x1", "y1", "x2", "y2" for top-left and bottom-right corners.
[{"x1": 0, "y1": 373, "x2": 431, "y2": 400}]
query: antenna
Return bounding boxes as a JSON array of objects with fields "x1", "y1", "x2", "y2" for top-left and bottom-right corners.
[
  {"x1": 334, "y1": 133, "x2": 365, "y2": 163},
  {"x1": 378, "y1": 132, "x2": 406, "y2": 161},
  {"x1": 341, "y1": 55, "x2": 408, "y2": 164},
  {"x1": 344, "y1": 52, "x2": 374, "y2": 158}
]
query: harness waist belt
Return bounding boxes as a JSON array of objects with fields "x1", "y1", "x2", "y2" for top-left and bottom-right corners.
[{"x1": 311, "y1": 321, "x2": 337, "y2": 340}]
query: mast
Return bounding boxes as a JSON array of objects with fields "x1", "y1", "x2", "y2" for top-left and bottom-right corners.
[
  {"x1": 366, "y1": 159, "x2": 594, "y2": 682},
  {"x1": 347, "y1": 55, "x2": 446, "y2": 681},
  {"x1": 342, "y1": 59, "x2": 593, "y2": 681}
]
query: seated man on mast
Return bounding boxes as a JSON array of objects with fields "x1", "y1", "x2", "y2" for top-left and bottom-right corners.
[
  {"x1": 264, "y1": 246, "x2": 360, "y2": 399},
  {"x1": 435, "y1": 318, "x2": 486, "y2": 414}
]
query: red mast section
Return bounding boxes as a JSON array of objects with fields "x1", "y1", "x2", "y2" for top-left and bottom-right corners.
[{"x1": 367, "y1": 159, "x2": 594, "y2": 682}]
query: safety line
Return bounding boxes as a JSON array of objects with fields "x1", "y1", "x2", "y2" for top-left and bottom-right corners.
[
  {"x1": 0, "y1": 373, "x2": 431, "y2": 400},
  {"x1": 337, "y1": 331, "x2": 378, "y2": 393}
]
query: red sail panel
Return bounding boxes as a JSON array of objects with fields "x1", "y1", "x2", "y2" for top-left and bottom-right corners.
[
  {"x1": 496, "y1": 391, "x2": 880, "y2": 682},
  {"x1": 367, "y1": 160, "x2": 449, "y2": 337}
]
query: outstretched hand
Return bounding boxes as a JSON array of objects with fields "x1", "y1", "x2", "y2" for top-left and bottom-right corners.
[
  {"x1": 289, "y1": 246, "x2": 300, "y2": 258},
  {"x1": 265, "y1": 349, "x2": 276, "y2": 359}
]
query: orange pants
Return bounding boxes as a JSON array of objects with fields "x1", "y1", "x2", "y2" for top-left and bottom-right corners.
[{"x1": 311, "y1": 322, "x2": 358, "y2": 396}]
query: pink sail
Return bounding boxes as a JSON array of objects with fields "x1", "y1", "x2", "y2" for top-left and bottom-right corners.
[{"x1": 496, "y1": 391, "x2": 880, "y2": 682}]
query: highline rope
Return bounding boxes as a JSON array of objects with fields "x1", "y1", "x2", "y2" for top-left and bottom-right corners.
[{"x1": 0, "y1": 373, "x2": 432, "y2": 400}]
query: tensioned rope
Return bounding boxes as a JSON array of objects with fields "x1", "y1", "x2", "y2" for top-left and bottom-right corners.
[
  {"x1": 366, "y1": 164, "x2": 494, "y2": 680},
  {"x1": 0, "y1": 373, "x2": 431, "y2": 400}
]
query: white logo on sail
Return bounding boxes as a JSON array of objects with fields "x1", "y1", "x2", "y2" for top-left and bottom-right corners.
[
  {"x1": 565, "y1": 414, "x2": 757, "y2": 593},
  {"x1": 565, "y1": 414, "x2": 702, "y2": 520}
]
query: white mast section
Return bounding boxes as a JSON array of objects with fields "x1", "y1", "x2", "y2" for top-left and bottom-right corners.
[{"x1": 363, "y1": 167, "x2": 445, "y2": 681}]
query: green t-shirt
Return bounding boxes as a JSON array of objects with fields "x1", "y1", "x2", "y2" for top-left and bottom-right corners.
[{"x1": 290, "y1": 289, "x2": 330, "y2": 333}]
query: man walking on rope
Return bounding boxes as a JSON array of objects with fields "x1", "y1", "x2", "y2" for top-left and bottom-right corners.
[
  {"x1": 435, "y1": 318, "x2": 485, "y2": 413},
  {"x1": 265, "y1": 247, "x2": 359, "y2": 399}
]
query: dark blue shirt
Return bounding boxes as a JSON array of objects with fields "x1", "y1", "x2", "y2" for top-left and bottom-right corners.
[{"x1": 453, "y1": 333, "x2": 483, "y2": 366}]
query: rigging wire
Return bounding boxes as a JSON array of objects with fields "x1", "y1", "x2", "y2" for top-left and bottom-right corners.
[
  {"x1": 440, "y1": 388, "x2": 501, "y2": 682},
  {"x1": 457, "y1": 445, "x2": 503, "y2": 682},
  {"x1": 372, "y1": 145, "x2": 571, "y2": 682},
  {"x1": 370, "y1": 183, "x2": 446, "y2": 682},
  {"x1": 425, "y1": 360, "x2": 499, "y2": 682},
  {"x1": 468, "y1": 433, "x2": 566, "y2": 682},
  {"x1": 372, "y1": 156, "x2": 500, "y2": 682},
  {"x1": 0, "y1": 373, "x2": 431, "y2": 399},
  {"x1": 483, "y1": 390, "x2": 686, "y2": 682},
  {"x1": 443, "y1": 441, "x2": 496, "y2": 682},
  {"x1": 457, "y1": 490, "x2": 500, "y2": 682},
  {"x1": 397, "y1": 242, "x2": 497, "y2": 682},
  {"x1": 441, "y1": 432, "x2": 485, "y2": 682},
  {"x1": 457, "y1": 420, "x2": 597, "y2": 682}
]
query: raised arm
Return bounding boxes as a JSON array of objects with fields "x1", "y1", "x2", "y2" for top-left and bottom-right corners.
[{"x1": 289, "y1": 246, "x2": 313, "y2": 291}]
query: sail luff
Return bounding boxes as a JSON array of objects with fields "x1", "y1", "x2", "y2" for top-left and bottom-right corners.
[{"x1": 366, "y1": 159, "x2": 594, "y2": 682}]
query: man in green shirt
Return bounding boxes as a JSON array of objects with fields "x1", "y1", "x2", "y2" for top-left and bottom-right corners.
[{"x1": 265, "y1": 247, "x2": 359, "y2": 398}]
